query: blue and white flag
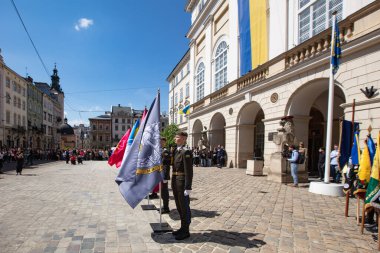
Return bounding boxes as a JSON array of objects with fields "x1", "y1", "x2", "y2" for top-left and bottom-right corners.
[{"x1": 115, "y1": 92, "x2": 164, "y2": 208}]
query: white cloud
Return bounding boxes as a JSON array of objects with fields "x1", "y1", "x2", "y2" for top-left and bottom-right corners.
[{"x1": 74, "y1": 18, "x2": 94, "y2": 31}]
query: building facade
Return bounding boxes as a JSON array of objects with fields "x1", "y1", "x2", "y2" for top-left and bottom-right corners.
[
  {"x1": 167, "y1": 50, "x2": 191, "y2": 129},
  {"x1": 73, "y1": 124, "x2": 90, "y2": 149},
  {"x1": 89, "y1": 113, "x2": 112, "y2": 149},
  {"x1": 169, "y1": 0, "x2": 380, "y2": 180},
  {"x1": 0, "y1": 52, "x2": 28, "y2": 148},
  {"x1": 26, "y1": 77, "x2": 44, "y2": 149}
]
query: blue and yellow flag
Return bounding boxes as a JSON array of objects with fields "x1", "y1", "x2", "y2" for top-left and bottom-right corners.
[
  {"x1": 237, "y1": 0, "x2": 268, "y2": 76},
  {"x1": 115, "y1": 93, "x2": 163, "y2": 208},
  {"x1": 179, "y1": 104, "x2": 190, "y2": 115},
  {"x1": 365, "y1": 133, "x2": 380, "y2": 207},
  {"x1": 351, "y1": 131, "x2": 361, "y2": 165},
  {"x1": 368, "y1": 134, "x2": 376, "y2": 166},
  {"x1": 331, "y1": 16, "x2": 342, "y2": 75}
]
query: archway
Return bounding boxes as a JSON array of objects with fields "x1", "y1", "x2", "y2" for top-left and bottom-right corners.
[
  {"x1": 286, "y1": 78, "x2": 346, "y2": 177},
  {"x1": 236, "y1": 102, "x2": 265, "y2": 168},
  {"x1": 192, "y1": 120, "x2": 203, "y2": 149},
  {"x1": 209, "y1": 113, "x2": 226, "y2": 149}
]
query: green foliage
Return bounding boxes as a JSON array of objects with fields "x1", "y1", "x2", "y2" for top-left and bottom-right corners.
[{"x1": 161, "y1": 124, "x2": 179, "y2": 148}]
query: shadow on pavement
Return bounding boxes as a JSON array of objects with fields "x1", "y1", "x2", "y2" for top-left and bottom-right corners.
[
  {"x1": 168, "y1": 209, "x2": 219, "y2": 220},
  {"x1": 151, "y1": 229, "x2": 266, "y2": 249}
]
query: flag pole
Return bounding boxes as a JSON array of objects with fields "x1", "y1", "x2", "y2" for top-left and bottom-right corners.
[
  {"x1": 324, "y1": 11, "x2": 338, "y2": 184},
  {"x1": 159, "y1": 182, "x2": 162, "y2": 225}
]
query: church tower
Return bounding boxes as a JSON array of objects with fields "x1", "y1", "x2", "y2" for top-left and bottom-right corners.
[
  {"x1": 51, "y1": 64, "x2": 63, "y2": 93},
  {"x1": 50, "y1": 64, "x2": 65, "y2": 126}
]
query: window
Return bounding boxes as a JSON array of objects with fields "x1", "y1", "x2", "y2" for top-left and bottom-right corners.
[
  {"x1": 93, "y1": 125, "x2": 96, "y2": 130},
  {"x1": 99, "y1": 136, "x2": 103, "y2": 142},
  {"x1": 106, "y1": 136, "x2": 109, "y2": 142},
  {"x1": 13, "y1": 81, "x2": 17, "y2": 92},
  {"x1": 187, "y1": 63, "x2": 190, "y2": 73},
  {"x1": 115, "y1": 118, "x2": 119, "y2": 123},
  {"x1": 115, "y1": 134, "x2": 119, "y2": 140},
  {"x1": 44, "y1": 112, "x2": 47, "y2": 120},
  {"x1": 122, "y1": 119, "x2": 125, "y2": 123},
  {"x1": 215, "y1": 41, "x2": 228, "y2": 91},
  {"x1": 174, "y1": 111, "x2": 177, "y2": 124},
  {"x1": 13, "y1": 113, "x2": 16, "y2": 125},
  {"x1": 115, "y1": 125, "x2": 119, "y2": 131},
  {"x1": 185, "y1": 83, "x2": 189, "y2": 97},
  {"x1": 99, "y1": 125, "x2": 103, "y2": 130},
  {"x1": 170, "y1": 96, "x2": 173, "y2": 108},
  {"x1": 180, "y1": 88, "x2": 183, "y2": 102},
  {"x1": 6, "y1": 77, "x2": 10, "y2": 88},
  {"x1": 175, "y1": 92, "x2": 178, "y2": 105},
  {"x1": 13, "y1": 96, "x2": 17, "y2": 106},
  {"x1": 298, "y1": 0, "x2": 343, "y2": 43},
  {"x1": 6, "y1": 111, "x2": 10, "y2": 124},
  {"x1": 18, "y1": 114, "x2": 21, "y2": 126},
  {"x1": 18, "y1": 98, "x2": 21, "y2": 108},
  {"x1": 22, "y1": 101, "x2": 26, "y2": 110},
  {"x1": 175, "y1": 76, "x2": 178, "y2": 86},
  {"x1": 127, "y1": 119, "x2": 131, "y2": 124},
  {"x1": 22, "y1": 116, "x2": 26, "y2": 127},
  {"x1": 6, "y1": 93, "x2": 10, "y2": 104},
  {"x1": 196, "y1": 62, "x2": 205, "y2": 101},
  {"x1": 180, "y1": 114, "x2": 183, "y2": 124},
  {"x1": 22, "y1": 88, "x2": 26, "y2": 97},
  {"x1": 181, "y1": 69, "x2": 184, "y2": 79},
  {"x1": 93, "y1": 136, "x2": 96, "y2": 141},
  {"x1": 105, "y1": 125, "x2": 109, "y2": 130},
  {"x1": 122, "y1": 125, "x2": 125, "y2": 131}
]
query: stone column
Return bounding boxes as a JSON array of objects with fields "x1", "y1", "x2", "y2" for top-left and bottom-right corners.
[{"x1": 225, "y1": 124, "x2": 237, "y2": 168}]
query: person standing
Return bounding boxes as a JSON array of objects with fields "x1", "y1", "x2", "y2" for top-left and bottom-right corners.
[
  {"x1": 0, "y1": 150, "x2": 4, "y2": 174},
  {"x1": 172, "y1": 131, "x2": 193, "y2": 240},
  {"x1": 330, "y1": 144, "x2": 340, "y2": 183},
  {"x1": 16, "y1": 148, "x2": 24, "y2": 175},
  {"x1": 318, "y1": 147, "x2": 326, "y2": 181},
  {"x1": 287, "y1": 145, "x2": 299, "y2": 187},
  {"x1": 160, "y1": 137, "x2": 171, "y2": 214}
]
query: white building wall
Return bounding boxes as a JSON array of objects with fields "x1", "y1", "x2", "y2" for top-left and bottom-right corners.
[
  {"x1": 269, "y1": 0, "x2": 287, "y2": 59},
  {"x1": 228, "y1": 0, "x2": 239, "y2": 82}
]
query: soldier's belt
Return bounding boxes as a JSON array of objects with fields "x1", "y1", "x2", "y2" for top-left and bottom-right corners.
[{"x1": 172, "y1": 172, "x2": 185, "y2": 176}]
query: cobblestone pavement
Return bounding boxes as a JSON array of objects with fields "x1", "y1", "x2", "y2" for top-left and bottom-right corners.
[{"x1": 0, "y1": 161, "x2": 377, "y2": 253}]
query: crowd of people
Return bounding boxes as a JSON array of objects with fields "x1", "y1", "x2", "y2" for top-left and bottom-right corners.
[
  {"x1": 190, "y1": 145, "x2": 226, "y2": 168},
  {"x1": 0, "y1": 147, "x2": 112, "y2": 174}
]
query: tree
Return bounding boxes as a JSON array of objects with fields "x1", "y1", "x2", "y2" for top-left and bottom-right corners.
[{"x1": 161, "y1": 124, "x2": 179, "y2": 148}]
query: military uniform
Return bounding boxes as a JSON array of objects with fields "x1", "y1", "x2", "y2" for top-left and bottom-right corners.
[
  {"x1": 161, "y1": 147, "x2": 171, "y2": 211},
  {"x1": 172, "y1": 146, "x2": 193, "y2": 239}
]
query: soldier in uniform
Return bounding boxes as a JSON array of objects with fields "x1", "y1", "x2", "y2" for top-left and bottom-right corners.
[
  {"x1": 172, "y1": 131, "x2": 193, "y2": 240},
  {"x1": 161, "y1": 137, "x2": 171, "y2": 214}
]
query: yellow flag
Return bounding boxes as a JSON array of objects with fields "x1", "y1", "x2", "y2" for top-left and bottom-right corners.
[
  {"x1": 359, "y1": 140, "x2": 371, "y2": 184},
  {"x1": 365, "y1": 133, "x2": 380, "y2": 206}
]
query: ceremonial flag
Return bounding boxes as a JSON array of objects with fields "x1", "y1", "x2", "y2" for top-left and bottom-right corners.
[
  {"x1": 368, "y1": 134, "x2": 376, "y2": 165},
  {"x1": 331, "y1": 16, "x2": 342, "y2": 75},
  {"x1": 351, "y1": 131, "x2": 361, "y2": 165},
  {"x1": 179, "y1": 104, "x2": 190, "y2": 115},
  {"x1": 339, "y1": 120, "x2": 359, "y2": 168},
  {"x1": 108, "y1": 128, "x2": 131, "y2": 167},
  {"x1": 358, "y1": 140, "x2": 371, "y2": 185},
  {"x1": 365, "y1": 133, "x2": 380, "y2": 206},
  {"x1": 115, "y1": 92, "x2": 163, "y2": 208}
]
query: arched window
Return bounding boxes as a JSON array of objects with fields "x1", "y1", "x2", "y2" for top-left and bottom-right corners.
[
  {"x1": 214, "y1": 41, "x2": 228, "y2": 91},
  {"x1": 196, "y1": 62, "x2": 205, "y2": 101}
]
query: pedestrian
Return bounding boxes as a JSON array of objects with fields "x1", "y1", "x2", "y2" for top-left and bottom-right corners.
[
  {"x1": 318, "y1": 147, "x2": 325, "y2": 181},
  {"x1": 193, "y1": 148, "x2": 200, "y2": 167},
  {"x1": 160, "y1": 137, "x2": 171, "y2": 214},
  {"x1": 212, "y1": 147, "x2": 218, "y2": 166},
  {"x1": 0, "y1": 149, "x2": 4, "y2": 174},
  {"x1": 217, "y1": 145, "x2": 226, "y2": 168},
  {"x1": 330, "y1": 144, "x2": 340, "y2": 183},
  {"x1": 16, "y1": 148, "x2": 24, "y2": 175},
  {"x1": 172, "y1": 131, "x2": 193, "y2": 240},
  {"x1": 287, "y1": 145, "x2": 299, "y2": 187}
]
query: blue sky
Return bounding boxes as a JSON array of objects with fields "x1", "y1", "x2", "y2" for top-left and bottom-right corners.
[{"x1": 0, "y1": 0, "x2": 190, "y2": 126}]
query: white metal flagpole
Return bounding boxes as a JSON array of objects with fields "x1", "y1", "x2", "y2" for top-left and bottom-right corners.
[{"x1": 324, "y1": 12, "x2": 337, "y2": 184}]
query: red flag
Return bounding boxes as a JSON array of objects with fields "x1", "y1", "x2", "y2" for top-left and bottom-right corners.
[
  {"x1": 108, "y1": 128, "x2": 131, "y2": 167},
  {"x1": 142, "y1": 107, "x2": 148, "y2": 120}
]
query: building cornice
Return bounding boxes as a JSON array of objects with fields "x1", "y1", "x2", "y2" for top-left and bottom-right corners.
[
  {"x1": 185, "y1": 0, "x2": 199, "y2": 12},
  {"x1": 166, "y1": 49, "x2": 190, "y2": 82},
  {"x1": 186, "y1": 0, "x2": 222, "y2": 39}
]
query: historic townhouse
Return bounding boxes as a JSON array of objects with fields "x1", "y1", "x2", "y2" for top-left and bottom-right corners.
[
  {"x1": 26, "y1": 77, "x2": 44, "y2": 149},
  {"x1": 89, "y1": 113, "x2": 112, "y2": 149},
  {"x1": 169, "y1": 0, "x2": 380, "y2": 182},
  {"x1": 167, "y1": 50, "x2": 191, "y2": 129},
  {"x1": 0, "y1": 51, "x2": 28, "y2": 148}
]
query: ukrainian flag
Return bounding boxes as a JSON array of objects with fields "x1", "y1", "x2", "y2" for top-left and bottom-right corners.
[
  {"x1": 238, "y1": 0, "x2": 268, "y2": 76},
  {"x1": 179, "y1": 104, "x2": 190, "y2": 115}
]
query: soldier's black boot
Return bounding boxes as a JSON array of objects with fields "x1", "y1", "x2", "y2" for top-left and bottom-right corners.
[
  {"x1": 175, "y1": 225, "x2": 190, "y2": 240},
  {"x1": 172, "y1": 227, "x2": 183, "y2": 236}
]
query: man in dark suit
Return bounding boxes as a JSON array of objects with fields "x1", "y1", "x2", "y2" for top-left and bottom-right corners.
[{"x1": 172, "y1": 131, "x2": 193, "y2": 240}]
